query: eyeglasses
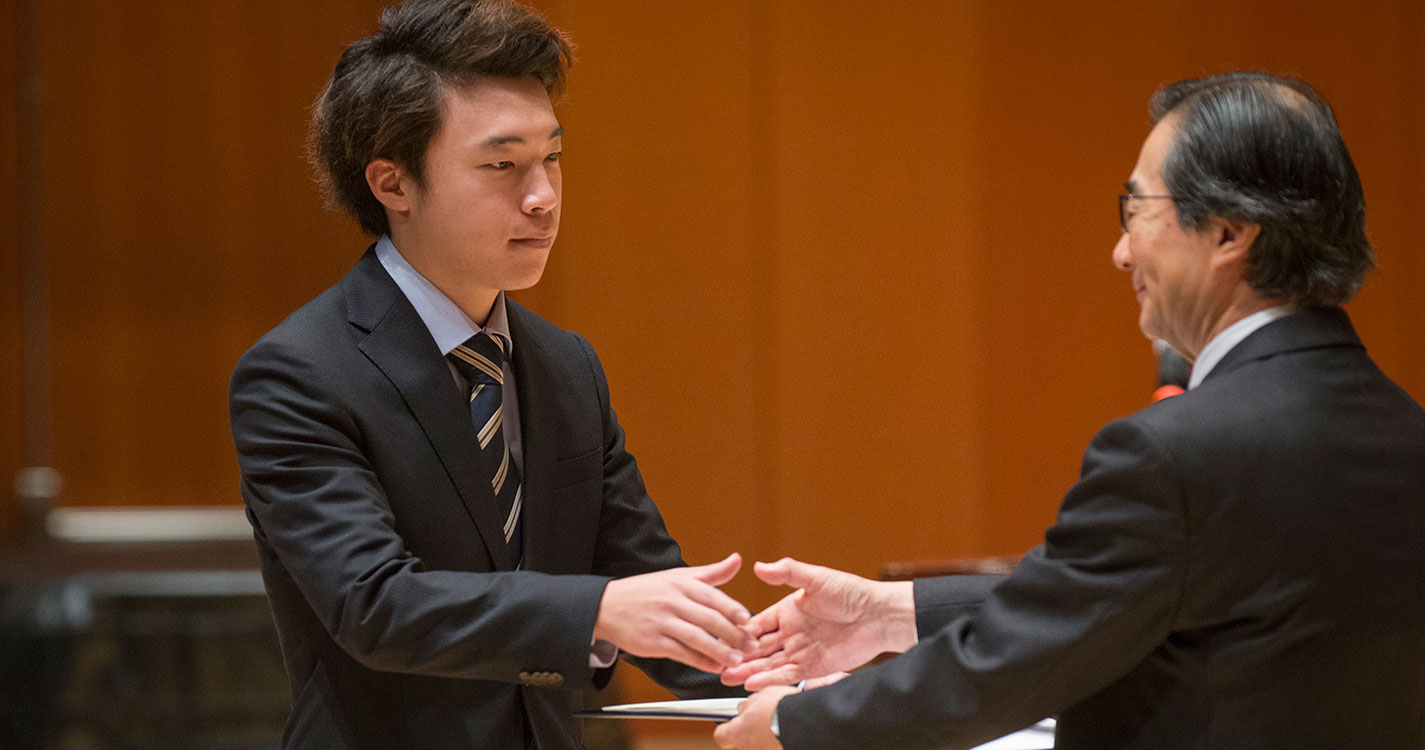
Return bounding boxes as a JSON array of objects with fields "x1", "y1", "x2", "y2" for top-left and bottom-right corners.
[{"x1": 1118, "y1": 193, "x2": 1173, "y2": 232}]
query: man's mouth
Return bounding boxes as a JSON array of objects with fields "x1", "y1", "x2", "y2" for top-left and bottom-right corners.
[{"x1": 510, "y1": 235, "x2": 555, "y2": 248}]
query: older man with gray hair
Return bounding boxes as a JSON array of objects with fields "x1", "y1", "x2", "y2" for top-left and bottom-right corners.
[{"x1": 715, "y1": 71, "x2": 1425, "y2": 750}]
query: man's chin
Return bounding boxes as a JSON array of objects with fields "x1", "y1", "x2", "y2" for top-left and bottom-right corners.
[
  {"x1": 504, "y1": 268, "x2": 548, "y2": 292},
  {"x1": 1138, "y1": 315, "x2": 1159, "y2": 342}
]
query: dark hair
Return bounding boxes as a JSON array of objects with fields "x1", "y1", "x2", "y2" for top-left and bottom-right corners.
[
  {"x1": 1148, "y1": 72, "x2": 1373, "y2": 306},
  {"x1": 310, "y1": 0, "x2": 572, "y2": 236}
]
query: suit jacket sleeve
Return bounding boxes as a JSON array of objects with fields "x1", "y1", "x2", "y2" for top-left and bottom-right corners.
[
  {"x1": 777, "y1": 416, "x2": 1188, "y2": 749},
  {"x1": 231, "y1": 335, "x2": 611, "y2": 687},
  {"x1": 913, "y1": 574, "x2": 1007, "y2": 637}
]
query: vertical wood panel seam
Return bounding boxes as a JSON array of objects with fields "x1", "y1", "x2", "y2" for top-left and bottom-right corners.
[
  {"x1": 17, "y1": 0, "x2": 51, "y2": 470},
  {"x1": 747, "y1": 0, "x2": 784, "y2": 563}
]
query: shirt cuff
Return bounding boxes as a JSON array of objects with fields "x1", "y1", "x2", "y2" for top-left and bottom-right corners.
[{"x1": 589, "y1": 639, "x2": 618, "y2": 668}]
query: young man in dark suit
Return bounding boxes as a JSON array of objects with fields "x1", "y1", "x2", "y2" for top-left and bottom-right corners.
[
  {"x1": 715, "y1": 72, "x2": 1425, "y2": 750},
  {"x1": 229, "y1": 2, "x2": 751, "y2": 747}
]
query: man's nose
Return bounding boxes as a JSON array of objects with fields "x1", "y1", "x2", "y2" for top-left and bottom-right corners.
[
  {"x1": 1111, "y1": 232, "x2": 1133, "y2": 271},
  {"x1": 523, "y1": 166, "x2": 558, "y2": 214}
]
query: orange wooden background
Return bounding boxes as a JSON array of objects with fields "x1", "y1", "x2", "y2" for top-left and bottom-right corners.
[{"x1": 3, "y1": 0, "x2": 1423, "y2": 734}]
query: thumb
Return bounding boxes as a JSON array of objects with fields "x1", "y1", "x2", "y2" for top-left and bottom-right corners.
[
  {"x1": 755, "y1": 557, "x2": 819, "y2": 589},
  {"x1": 690, "y1": 552, "x2": 742, "y2": 586}
]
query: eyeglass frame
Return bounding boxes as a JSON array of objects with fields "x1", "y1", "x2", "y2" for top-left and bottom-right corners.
[{"x1": 1118, "y1": 193, "x2": 1174, "y2": 233}]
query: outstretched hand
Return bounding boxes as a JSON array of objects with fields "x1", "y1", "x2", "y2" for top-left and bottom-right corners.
[
  {"x1": 595, "y1": 553, "x2": 754, "y2": 674},
  {"x1": 721, "y1": 557, "x2": 917, "y2": 690},
  {"x1": 712, "y1": 684, "x2": 797, "y2": 750}
]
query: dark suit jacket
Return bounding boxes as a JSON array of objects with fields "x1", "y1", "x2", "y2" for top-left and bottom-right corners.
[
  {"x1": 230, "y1": 249, "x2": 734, "y2": 749},
  {"x1": 780, "y1": 306, "x2": 1425, "y2": 749}
]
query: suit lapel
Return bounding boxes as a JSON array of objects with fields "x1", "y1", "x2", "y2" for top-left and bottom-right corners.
[
  {"x1": 343, "y1": 250, "x2": 514, "y2": 570},
  {"x1": 506, "y1": 302, "x2": 559, "y2": 572}
]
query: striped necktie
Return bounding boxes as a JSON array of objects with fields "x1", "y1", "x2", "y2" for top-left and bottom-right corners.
[{"x1": 448, "y1": 332, "x2": 523, "y2": 564}]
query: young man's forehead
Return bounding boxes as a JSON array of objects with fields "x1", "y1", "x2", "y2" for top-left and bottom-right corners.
[{"x1": 437, "y1": 77, "x2": 562, "y2": 146}]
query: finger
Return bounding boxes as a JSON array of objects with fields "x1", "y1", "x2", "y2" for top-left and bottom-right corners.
[
  {"x1": 720, "y1": 652, "x2": 776, "y2": 684},
  {"x1": 743, "y1": 597, "x2": 788, "y2": 639},
  {"x1": 684, "y1": 577, "x2": 754, "y2": 624},
  {"x1": 674, "y1": 603, "x2": 754, "y2": 654},
  {"x1": 656, "y1": 635, "x2": 730, "y2": 674},
  {"x1": 756, "y1": 645, "x2": 792, "y2": 669},
  {"x1": 746, "y1": 591, "x2": 805, "y2": 645},
  {"x1": 720, "y1": 653, "x2": 781, "y2": 685},
  {"x1": 673, "y1": 583, "x2": 755, "y2": 647},
  {"x1": 755, "y1": 629, "x2": 786, "y2": 656},
  {"x1": 745, "y1": 589, "x2": 802, "y2": 639},
  {"x1": 745, "y1": 663, "x2": 806, "y2": 691},
  {"x1": 743, "y1": 606, "x2": 778, "y2": 640},
  {"x1": 689, "y1": 552, "x2": 742, "y2": 587},
  {"x1": 745, "y1": 648, "x2": 795, "y2": 679},
  {"x1": 712, "y1": 718, "x2": 737, "y2": 748},
  {"x1": 660, "y1": 615, "x2": 750, "y2": 670}
]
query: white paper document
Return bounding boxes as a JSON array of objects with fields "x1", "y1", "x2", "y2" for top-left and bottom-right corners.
[
  {"x1": 577, "y1": 697, "x2": 745, "y2": 721},
  {"x1": 577, "y1": 698, "x2": 1055, "y2": 748}
]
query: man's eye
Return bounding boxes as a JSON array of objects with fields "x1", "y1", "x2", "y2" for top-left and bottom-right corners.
[
  {"x1": 546, "y1": 151, "x2": 562, "y2": 162},
  {"x1": 489, "y1": 161, "x2": 514, "y2": 170}
]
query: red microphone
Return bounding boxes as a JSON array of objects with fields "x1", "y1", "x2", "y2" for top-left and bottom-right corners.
[
  {"x1": 1151, "y1": 340, "x2": 1190, "y2": 403},
  {"x1": 1152, "y1": 384, "x2": 1185, "y2": 402}
]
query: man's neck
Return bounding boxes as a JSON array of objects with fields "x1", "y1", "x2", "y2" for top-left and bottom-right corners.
[
  {"x1": 1187, "y1": 302, "x2": 1297, "y2": 389},
  {"x1": 447, "y1": 288, "x2": 500, "y2": 327},
  {"x1": 387, "y1": 233, "x2": 498, "y2": 325},
  {"x1": 1180, "y1": 286, "x2": 1283, "y2": 362}
]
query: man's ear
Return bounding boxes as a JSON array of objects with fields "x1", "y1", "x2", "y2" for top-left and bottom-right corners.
[
  {"x1": 366, "y1": 158, "x2": 413, "y2": 214},
  {"x1": 1210, "y1": 216, "x2": 1261, "y2": 268}
]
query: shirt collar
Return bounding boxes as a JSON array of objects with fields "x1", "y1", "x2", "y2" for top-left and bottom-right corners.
[
  {"x1": 1188, "y1": 305, "x2": 1295, "y2": 389},
  {"x1": 374, "y1": 235, "x2": 513, "y2": 357}
]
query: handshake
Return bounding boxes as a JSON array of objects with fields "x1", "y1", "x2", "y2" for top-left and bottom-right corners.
[{"x1": 593, "y1": 553, "x2": 920, "y2": 747}]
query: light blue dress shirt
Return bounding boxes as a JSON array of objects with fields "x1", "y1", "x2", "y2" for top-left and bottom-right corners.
[{"x1": 375, "y1": 235, "x2": 523, "y2": 471}]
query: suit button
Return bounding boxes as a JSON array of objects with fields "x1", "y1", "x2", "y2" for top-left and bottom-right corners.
[{"x1": 518, "y1": 671, "x2": 564, "y2": 687}]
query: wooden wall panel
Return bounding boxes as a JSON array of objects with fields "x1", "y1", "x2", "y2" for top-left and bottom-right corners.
[
  {"x1": 762, "y1": 1, "x2": 992, "y2": 575},
  {"x1": 1330, "y1": 0, "x2": 1425, "y2": 401},
  {"x1": 4, "y1": 2, "x2": 1421, "y2": 737},
  {"x1": 36, "y1": 2, "x2": 381, "y2": 508},
  {"x1": 965, "y1": 4, "x2": 1178, "y2": 560},
  {"x1": 528, "y1": 0, "x2": 781, "y2": 715},
  {"x1": 531, "y1": 0, "x2": 776, "y2": 589},
  {"x1": 2, "y1": 0, "x2": 22, "y2": 539}
]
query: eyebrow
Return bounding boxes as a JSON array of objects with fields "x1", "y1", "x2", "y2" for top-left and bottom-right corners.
[
  {"x1": 481, "y1": 126, "x2": 564, "y2": 149},
  {"x1": 1124, "y1": 180, "x2": 1140, "y2": 194}
]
